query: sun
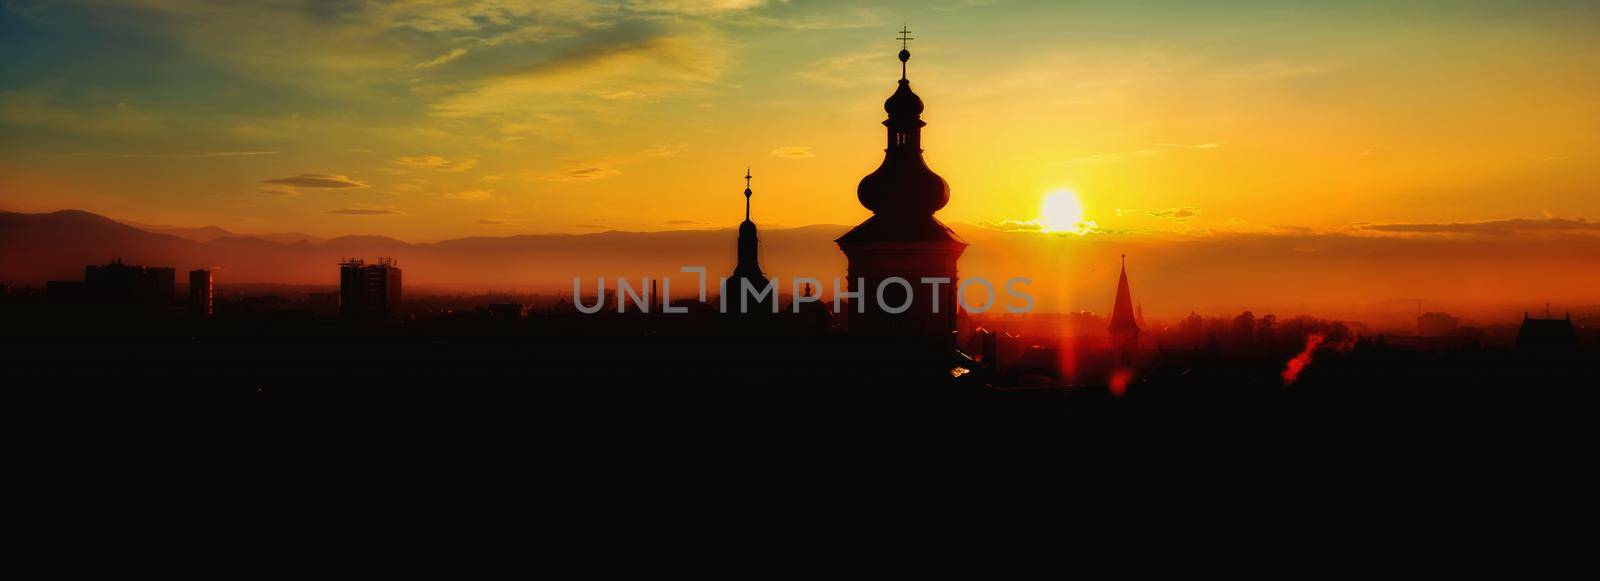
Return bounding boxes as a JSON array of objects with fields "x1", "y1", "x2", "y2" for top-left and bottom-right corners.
[{"x1": 1040, "y1": 190, "x2": 1087, "y2": 233}]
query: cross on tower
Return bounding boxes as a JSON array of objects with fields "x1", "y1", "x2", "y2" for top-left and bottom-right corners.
[{"x1": 897, "y1": 25, "x2": 914, "y2": 49}]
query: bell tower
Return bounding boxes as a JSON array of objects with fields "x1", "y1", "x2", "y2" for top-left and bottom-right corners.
[{"x1": 835, "y1": 28, "x2": 968, "y2": 346}]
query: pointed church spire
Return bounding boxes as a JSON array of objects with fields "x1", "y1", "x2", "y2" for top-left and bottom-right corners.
[
  {"x1": 1109, "y1": 254, "x2": 1139, "y2": 332},
  {"x1": 743, "y1": 166, "x2": 753, "y2": 222}
]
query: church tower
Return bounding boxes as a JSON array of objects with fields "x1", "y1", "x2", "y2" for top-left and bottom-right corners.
[
  {"x1": 835, "y1": 28, "x2": 968, "y2": 346},
  {"x1": 728, "y1": 168, "x2": 772, "y2": 312},
  {"x1": 1108, "y1": 255, "x2": 1141, "y2": 366}
]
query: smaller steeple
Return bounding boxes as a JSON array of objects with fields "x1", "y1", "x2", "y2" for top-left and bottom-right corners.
[
  {"x1": 1108, "y1": 254, "x2": 1141, "y2": 365},
  {"x1": 729, "y1": 167, "x2": 771, "y2": 312},
  {"x1": 743, "y1": 166, "x2": 753, "y2": 222},
  {"x1": 731, "y1": 168, "x2": 766, "y2": 284},
  {"x1": 1109, "y1": 254, "x2": 1139, "y2": 333}
]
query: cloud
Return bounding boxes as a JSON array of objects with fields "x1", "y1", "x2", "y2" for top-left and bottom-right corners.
[
  {"x1": 770, "y1": 146, "x2": 815, "y2": 159},
  {"x1": 795, "y1": 50, "x2": 883, "y2": 87},
  {"x1": 66, "y1": 151, "x2": 282, "y2": 159},
  {"x1": 575, "y1": 224, "x2": 610, "y2": 229},
  {"x1": 0, "y1": 83, "x2": 162, "y2": 135},
  {"x1": 1150, "y1": 207, "x2": 1201, "y2": 221},
  {"x1": 721, "y1": 5, "x2": 886, "y2": 30},
  {"x1": 641, "y1": 144, "x2": 685, "y2": 158},
  {"x1": 666, "y1": 219, "x2": 708, "y2": 225},
  {"x1": 979, "y1": 218, "x2": 1103, "y2": 235},
  {"x1": 1065, "y1": 142, "x2": 1224, "y2": 165},
  {"x1": 262, "y1": 173, "x2": 368, "y2": 189},
  {"x1": 978, "y1": 219, "x2": 1046, "y2": 232},
  {"x1": 445, "y1": 189, "x2": 494, "y2": 201},
  {"x1": 327, "y1": 206, "x2": 405, "y2": 216},
  {"x1": 931, "y1": 0, "x2": 1000, "y2": 11},
  {"x1": 538, "y1": 167, "x2": 621, "y2": 182},
  {"x1": 430, "y1": 26, "x2": 730, "y2": 121},
  {"x1": 391, "y1": 155, "x2": 478, "y2": 173},
  {"x1": 257, "y1": 184, "x2": 302, "y2": 197},
  {"x1": 1355, "y1": 217, "x2": 1600, "y2": 237},
  {"x1": 626, "y1": 0, "x2": 768, "y2": 16},
  {"x1": 1155, "y1": 142, "x2": 1223, "y2": 150},
  {"x1": 413, "y1": 47, "x2": 468, "y2": 70}
]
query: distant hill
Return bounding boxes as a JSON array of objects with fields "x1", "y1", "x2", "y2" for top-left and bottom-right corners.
[
  {"x1": 120, "y1": 220, "x2": 324, "y2": 244},
  {"x1": 4, "y1": 209, "x2": 1599, "y2": 320},
  {"x1": 0, "y1": 209, "x2": 849, "y2": 294}
]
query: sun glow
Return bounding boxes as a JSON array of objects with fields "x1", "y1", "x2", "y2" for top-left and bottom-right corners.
[{"x1": 1040, "y1": 190, "x2": 1093, "y2": 234}]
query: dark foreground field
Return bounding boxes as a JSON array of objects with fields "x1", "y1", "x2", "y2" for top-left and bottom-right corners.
[{"x1": 3, "y1": 315, "x2": 1597, "y2": 566}]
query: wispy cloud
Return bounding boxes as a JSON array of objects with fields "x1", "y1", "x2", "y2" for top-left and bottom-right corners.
[
  {"x1": 262, "y1": 173, "x2": 368, "y2": 189},
  {"x1": 770, "y1": 146, "x2": 815, "y2": 159},
  {"x1": 1155, "y1": 142, "x2": 1223, "y2": 151},
  {"x1": 1150, "y1": 207, "x2": 1200, "y2": 221},
  {"x1": 978, "y1": 219, "x2": 1046, "y2": 232},
  {"x1": 795, "y1": 50, "x2": 883, "y2": 87},
  {"x1": 666, "y1": 218, "x2": 708, "y2": 225},
  {"x1": 327, "y1": 205, "x2": 405, "y2": 216},
  {"x1": 391, "y1": 155, "x2": 477, "y2": 173},
  {"x1": 476, "y1": 217, "x2": 526, "y2": 226},
  {"x1": 430, "y1": 26, "x2": 730, "y2": 121},
  {"x1": 538, "y1": 167, "x2": 621, "y2": 182},
  {"x1": 641, "y1": 144, "x2": 685, "y2": 158},
  {"x1": 412, "y1": 47, "x2": 468, "y2": 70},
  {"x1": 1065, "y1": 142, "x2": 1223, "y2": 165},
  {"x1": 0, "y1": 83, "x2": 161, "y2": 135},
  {"x1": 931, "y1": 0, "x2": 1001, "y2": 12},
  {"x1": 65, "y1": 151, "x2": 282, "y2": 159},
  {"x1": 1355, "y1": 217, "x2": 1600, "y2": 237},
  {"x1": 525, "y1": 145, "x2": 682, "y2": 183},
  {"x1": 257, "y1": 184, "x2": 302, "y2": 197},
  {"x1": 445, "y1": 189, "x2": 494, "y2": 201}
]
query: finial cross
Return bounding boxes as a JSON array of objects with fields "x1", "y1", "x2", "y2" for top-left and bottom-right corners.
[{"x1": 897, "y1": 25, "x2": 914, "y2": 49}]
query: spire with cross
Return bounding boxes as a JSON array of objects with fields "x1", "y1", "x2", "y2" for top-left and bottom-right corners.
[
  {"x1": 896, "y1": 25, "x2": 913, "y2": 79},
  {"x1": 743, "y1": 166, "x2": 752, "y2": 221}
]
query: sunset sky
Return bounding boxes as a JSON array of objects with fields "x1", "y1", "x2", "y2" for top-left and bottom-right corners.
[{"x1": 2, "y1": 0, "x2": 1598, "y2": 243}]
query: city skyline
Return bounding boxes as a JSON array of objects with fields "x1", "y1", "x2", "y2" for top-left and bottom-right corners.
[{"x1": 2, "y1": 1, "x2": 1597, "y2": 242}]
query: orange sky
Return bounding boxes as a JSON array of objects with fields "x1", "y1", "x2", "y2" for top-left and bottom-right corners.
[{"x1": 3, "y1": 1, "x2": 1598, "y2": 242}]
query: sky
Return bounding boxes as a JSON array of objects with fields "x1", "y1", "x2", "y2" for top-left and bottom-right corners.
[{"x1": 1, "y1": 0, "x2": 1598, "y2": 243}]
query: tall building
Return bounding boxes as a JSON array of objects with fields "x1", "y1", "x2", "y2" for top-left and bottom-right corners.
[
  {"x1": 726, "y1": 168, "x2": 773, "y2": 312},
  {"x1": 835, "y1": 31, "x2": 967, "y2": 346},
  {"x1": 1107, "y1": 255, "x2": 1140, "y2": 366},
  {"x1": 189, "y1": 268, "x2": 214, "y2": 317},
  {"x1": 49, "y1": 258, "x2": 174, "y2": 310},
  {"x1": 1515, "y1": 312, "x2": 1578, "y2": 353},
  {"x1": 339, "y1": 258, "x2": 402, "y2": 320}
]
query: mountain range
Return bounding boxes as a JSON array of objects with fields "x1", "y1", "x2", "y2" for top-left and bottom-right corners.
[{"x1": 3, "y1": 209, "x2": 1598, "y2": 321}]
